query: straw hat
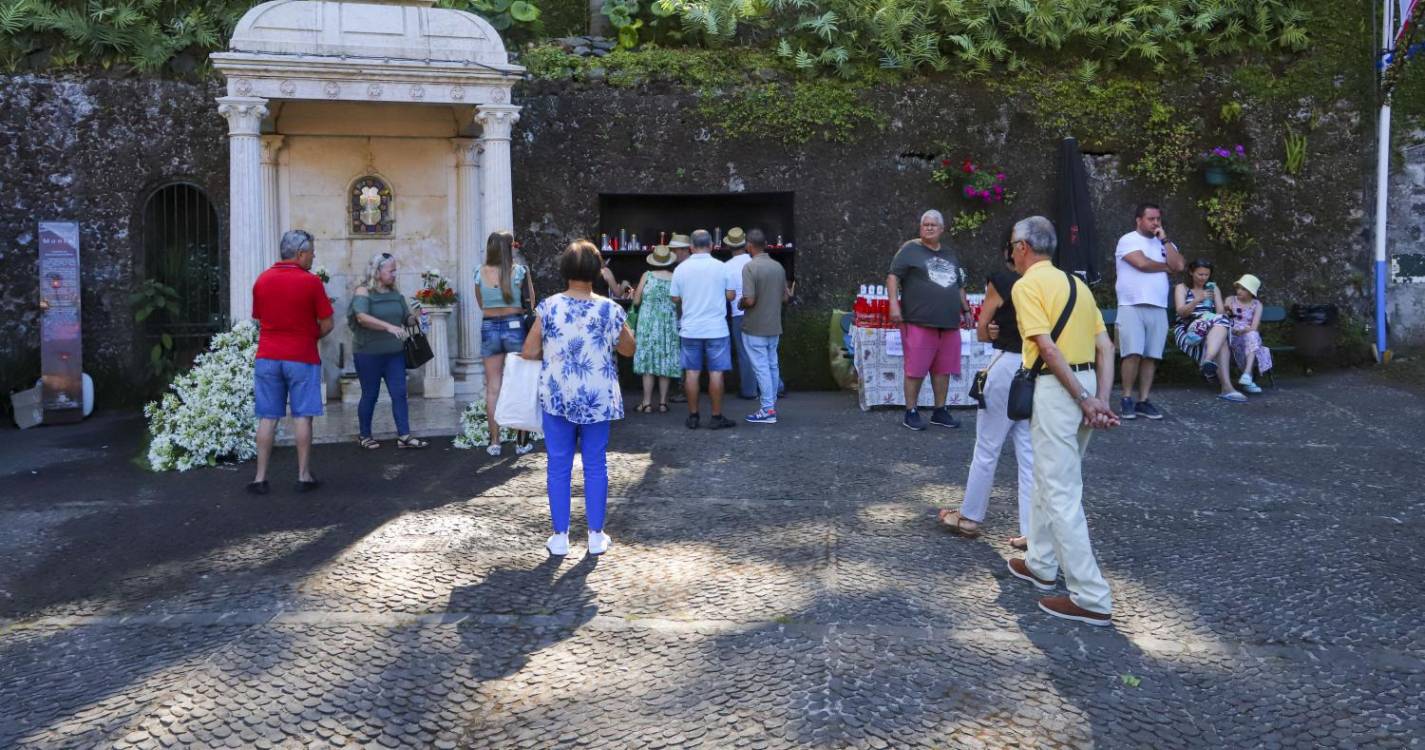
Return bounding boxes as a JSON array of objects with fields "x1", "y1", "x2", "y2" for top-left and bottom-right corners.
[
  {"x1": 668, "y1": 233, "x2": 692, "y2": 249},
  {"x1": 1234, "y1": 274, "x2": 1262, "y2": 298},
  {"x1": 724, "y1": 227, "x2": 746, "y2": 248},
  {"x1": 646, "y1": 244, "x2": 675, "y2": 267}
]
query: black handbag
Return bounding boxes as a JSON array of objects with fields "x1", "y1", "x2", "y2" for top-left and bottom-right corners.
[
  {"x1": 403, "y1": 326, "x2": 435, "y2": 369},
  {"x1": 968, "y1": 352, "x2": 1002, "y2": 410},
  {"x1": 1006, "y1": 272, "x2": 1077, "y2": 421}
]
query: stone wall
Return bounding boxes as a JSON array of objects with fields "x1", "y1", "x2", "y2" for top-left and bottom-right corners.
[
  {"x1": 0, "y1": 71, "x2": 1400, "y2": 401},
  {"x1": 0, "y1": 74, "x2": 229, "y2": 404},
  {"x1": 509, "y1": 78, "x2": 1381, "y2": 383}
]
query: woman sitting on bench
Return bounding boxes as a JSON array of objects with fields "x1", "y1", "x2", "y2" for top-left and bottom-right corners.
[{"x1": 1172, "y1": 259, "x2": 1247, "y2": 403}]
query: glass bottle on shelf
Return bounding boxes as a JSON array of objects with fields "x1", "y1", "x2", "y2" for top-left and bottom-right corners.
[{"x1": 601, "y1": 234, "x2": 612, "y2": 254}]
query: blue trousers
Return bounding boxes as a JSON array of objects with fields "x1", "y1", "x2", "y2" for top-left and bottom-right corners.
[
  {"x1": 543, "y1": 412, "x2": 610, "y2": 534},
  {"x1": 742, "y1": 333, "x2": 782, "y2": 412},
  {"x1": 730, "y1": 315, "x2": 756, "y2": 398},
  {"x1": 354, "y1": 351, "x2": 409, "y2": 437},
  {"x1": 731, "y1": 315, "x2": 784, "y2": 398}
]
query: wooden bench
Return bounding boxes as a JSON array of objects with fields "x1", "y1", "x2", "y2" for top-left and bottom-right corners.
[{"x1": 1099, "y1": 305, "x2": 1293, "y2": 387}]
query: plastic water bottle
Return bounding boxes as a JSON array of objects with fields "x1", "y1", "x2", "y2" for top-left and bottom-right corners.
[{"x1": 419, "y1": 309, "x2": 431, "y2": 334}]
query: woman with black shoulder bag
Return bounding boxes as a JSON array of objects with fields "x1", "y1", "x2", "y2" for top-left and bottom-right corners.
[
  {"x1": 938, "y1": 235, "x2": 1033, "y2": 549},
  {"x1": 350, "y1": 252, "x2": 428, "y2": 450}
]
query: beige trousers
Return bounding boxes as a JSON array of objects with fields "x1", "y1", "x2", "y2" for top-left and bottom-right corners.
[{"x1": 1025, "y1": 370, "x2": 1113, "y2": 614}]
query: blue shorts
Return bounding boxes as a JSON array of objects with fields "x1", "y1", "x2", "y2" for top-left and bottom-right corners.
[
  {"x1": 254, "y1": 359, "x2": 324, "y2": 419},
  {"x1": 481, "y1": 314, "x2": 527, "y2": 358},
  {"x1": 680, "y1": 336, "x2": 732, "y2": 372}
]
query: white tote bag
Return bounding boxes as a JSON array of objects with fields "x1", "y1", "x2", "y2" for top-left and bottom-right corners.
[{"x1": 493, "y1": 352, "x2": 543, "y2": 433}]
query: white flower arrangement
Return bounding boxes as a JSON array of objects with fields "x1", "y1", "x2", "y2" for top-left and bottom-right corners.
[
  {"x1": 311, "y1": 265, "x2": 331, "y2": 283},
  {"x1": 452, "y1": 398, "x2": 543, "y2": 449},
  {"x1": 144, "y1": 321, "x2": 260, "y2": 471}
]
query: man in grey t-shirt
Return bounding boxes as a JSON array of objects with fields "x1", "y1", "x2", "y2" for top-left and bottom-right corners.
[
  {"x1": 888, "y1": 209, "x2": 970, "y2": 431},
  {"x1": 738, "y1": 229, "x2": 788, "y2": 424}
]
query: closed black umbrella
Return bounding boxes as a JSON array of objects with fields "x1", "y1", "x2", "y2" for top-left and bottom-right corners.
[{"x1": 1054, "y1": 137, "x2": 1100, "y2": 284}]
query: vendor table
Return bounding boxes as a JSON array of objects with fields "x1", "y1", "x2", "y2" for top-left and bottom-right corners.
[{"x1": 851, "y1": 325, "x2": 996, "y2": 411}]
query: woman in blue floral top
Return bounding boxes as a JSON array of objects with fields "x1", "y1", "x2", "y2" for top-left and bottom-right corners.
[{"x1": 521, "y1": 240, "x2": 636, "y2": 557}]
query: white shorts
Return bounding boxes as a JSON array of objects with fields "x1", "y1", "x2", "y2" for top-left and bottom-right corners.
[{"x1": 1116, "y1": 304, "x2": 1168, "y2": 359}]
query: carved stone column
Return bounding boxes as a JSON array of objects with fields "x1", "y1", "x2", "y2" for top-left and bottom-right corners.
[
  {"x1": 450, "y1": 137, "x2": 484, "y2": 399},
  {"x1": 476, "y1": 104, "x2": 521, "y2": 242},
  {"x1": 422, "y1": 305, "x2": 455, "y2": 398},
  {"x1": 259, "y1": 135, "x2": 286, "y2": 270},
  {"x1": 218, "y1": 95, "x2": 269, "y2": 324}
]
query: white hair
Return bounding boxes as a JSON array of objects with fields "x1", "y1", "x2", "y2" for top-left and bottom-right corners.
[
  {"x1": 279, "y1": 230, "x2": 312, "y2": 259},
  {"x1": 358, "y1": 252, "x2": 398, "y2": 293},
  {"x1": 920, "y1": 210, "x2": 945, "y2": 227},
  {"x1": 1012, "y1": 216, "x2": 1058, "y2": 255}
]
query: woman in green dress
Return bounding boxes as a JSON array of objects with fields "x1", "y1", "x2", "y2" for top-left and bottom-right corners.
[{"x1": 631, "y1": 245, "x2": 681, "y2": 412}]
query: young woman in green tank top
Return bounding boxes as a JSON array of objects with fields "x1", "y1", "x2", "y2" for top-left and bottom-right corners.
[{"x1": 351, "y1": 252, "x2": 427, "y2": 450}]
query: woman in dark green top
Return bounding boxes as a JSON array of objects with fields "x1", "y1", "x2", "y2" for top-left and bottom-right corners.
[{"x1": 351, "y1": 252, "x2": 427, "y2": 449}]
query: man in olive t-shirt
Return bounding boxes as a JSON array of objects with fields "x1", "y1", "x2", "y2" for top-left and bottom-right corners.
[
  {"x1": 738, "y1": 229, "x2": 787, "y2": 423},
  {"x1": 887, "y1": 209, "x2": 970, "y2": 431}
]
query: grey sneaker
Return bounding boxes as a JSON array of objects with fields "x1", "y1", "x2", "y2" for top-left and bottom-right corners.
[
  {"x1": 1135, "y1": 400, "x2": 1165, "y2": 420},
  {"x1": 903, "y1": 409, "x2": 926, "y2": 431},
  {"x1": 1119, "y1": 397, "x2": 1136, "y2": 420}
]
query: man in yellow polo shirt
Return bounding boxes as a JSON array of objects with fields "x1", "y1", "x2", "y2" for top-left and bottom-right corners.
[{"x1": 1004, "y1": 216, "x2": 1120, "y2": 626}]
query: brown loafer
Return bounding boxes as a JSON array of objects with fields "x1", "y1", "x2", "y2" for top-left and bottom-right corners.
[
  {"x1": 1007, "y1": 558, "x2": 1056, "y2": 591},
  {"x1": 1038, "y1": 595, "x2": 1112, "y2": 627}
]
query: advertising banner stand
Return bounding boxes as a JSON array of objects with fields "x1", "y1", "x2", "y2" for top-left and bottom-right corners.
[{"x1": 38, "y1": 221, "x2": 83, "y2": 425}]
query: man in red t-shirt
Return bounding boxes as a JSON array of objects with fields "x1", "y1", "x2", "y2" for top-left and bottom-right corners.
[{"x1": 248, "y1": 230, "x2": 334, "y2": 495}]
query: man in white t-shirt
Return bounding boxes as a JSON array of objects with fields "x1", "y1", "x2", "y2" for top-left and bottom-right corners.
[
  {"x1": 723, "y1": 227, "x2": 758, "y2": 400},
  {"x1": 671, "y1": 229, "x2": 737, "y2": 430},
  {"x1": 1114, "y1": 203, "x2": 1184, "y2": 420}
]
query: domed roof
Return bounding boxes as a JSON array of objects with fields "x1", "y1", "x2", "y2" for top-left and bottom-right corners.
[{"x1": 229, "y1": 0, "x2": 510, "y2": 67}]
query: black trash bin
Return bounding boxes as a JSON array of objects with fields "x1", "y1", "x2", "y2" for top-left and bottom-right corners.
[{"x1": 1291, "y1": 304, "x2": 1339, "y2": 361}]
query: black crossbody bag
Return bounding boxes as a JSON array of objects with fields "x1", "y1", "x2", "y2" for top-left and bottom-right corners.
[{"x1": 1006, "y1": 272, "x2": 1076, "y2": 421}]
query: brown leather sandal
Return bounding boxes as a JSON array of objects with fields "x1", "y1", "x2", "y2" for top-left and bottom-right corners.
[{"x1": 937, "y1": 509, "x2": 981, "y2": 539}]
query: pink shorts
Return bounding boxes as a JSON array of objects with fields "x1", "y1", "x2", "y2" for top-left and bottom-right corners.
[{"x1": 902, "y1": 323, "x2": 962, "y2": 378}]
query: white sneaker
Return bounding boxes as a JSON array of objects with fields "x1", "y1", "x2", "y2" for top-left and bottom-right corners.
[
  {"x1": 1238, "y1": 374, "x2": 1262, "y2": 394},
  {"x1": 515, "y1": 441, "x2": 535, "y2": 456},
  {"x1": 545, "y1": 532, "x2": 569, "y2": 556},
  {"x1": 486, "y1": 443, "x2": 502, "y2": 456},
  {"x1": 587, "y1": 530, "x2": 612, "y2": 555}
]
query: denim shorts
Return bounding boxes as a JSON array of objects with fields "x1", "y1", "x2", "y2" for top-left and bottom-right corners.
[
  {"x1": 481, "y1": 314, "x2": 527, "y2": 358},
  {"x1": 254, "y1": 358, "x2": 324, "y2": 419},
  {"x1": 680, "y1": 336, "x2": 732, "y2": 372}
]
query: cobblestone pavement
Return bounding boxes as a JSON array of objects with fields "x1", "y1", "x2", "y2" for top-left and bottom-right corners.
[{"x1": 1, "y1": 371, "x2": 1422, "y2": 748}]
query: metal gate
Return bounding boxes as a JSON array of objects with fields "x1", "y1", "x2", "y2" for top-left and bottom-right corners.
[{"x1": 141, "y1": 183, "x2": 225, "y2": 347}]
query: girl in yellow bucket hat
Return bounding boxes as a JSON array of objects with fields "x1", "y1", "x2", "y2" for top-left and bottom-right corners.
[{"x1": 1226, "y1": 274, "x2": 1273, "y2": 393}]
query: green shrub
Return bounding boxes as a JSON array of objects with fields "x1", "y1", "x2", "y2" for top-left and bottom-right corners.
[{"x1": 699, "y1": 78, "x2": 883, "y2": 144}]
